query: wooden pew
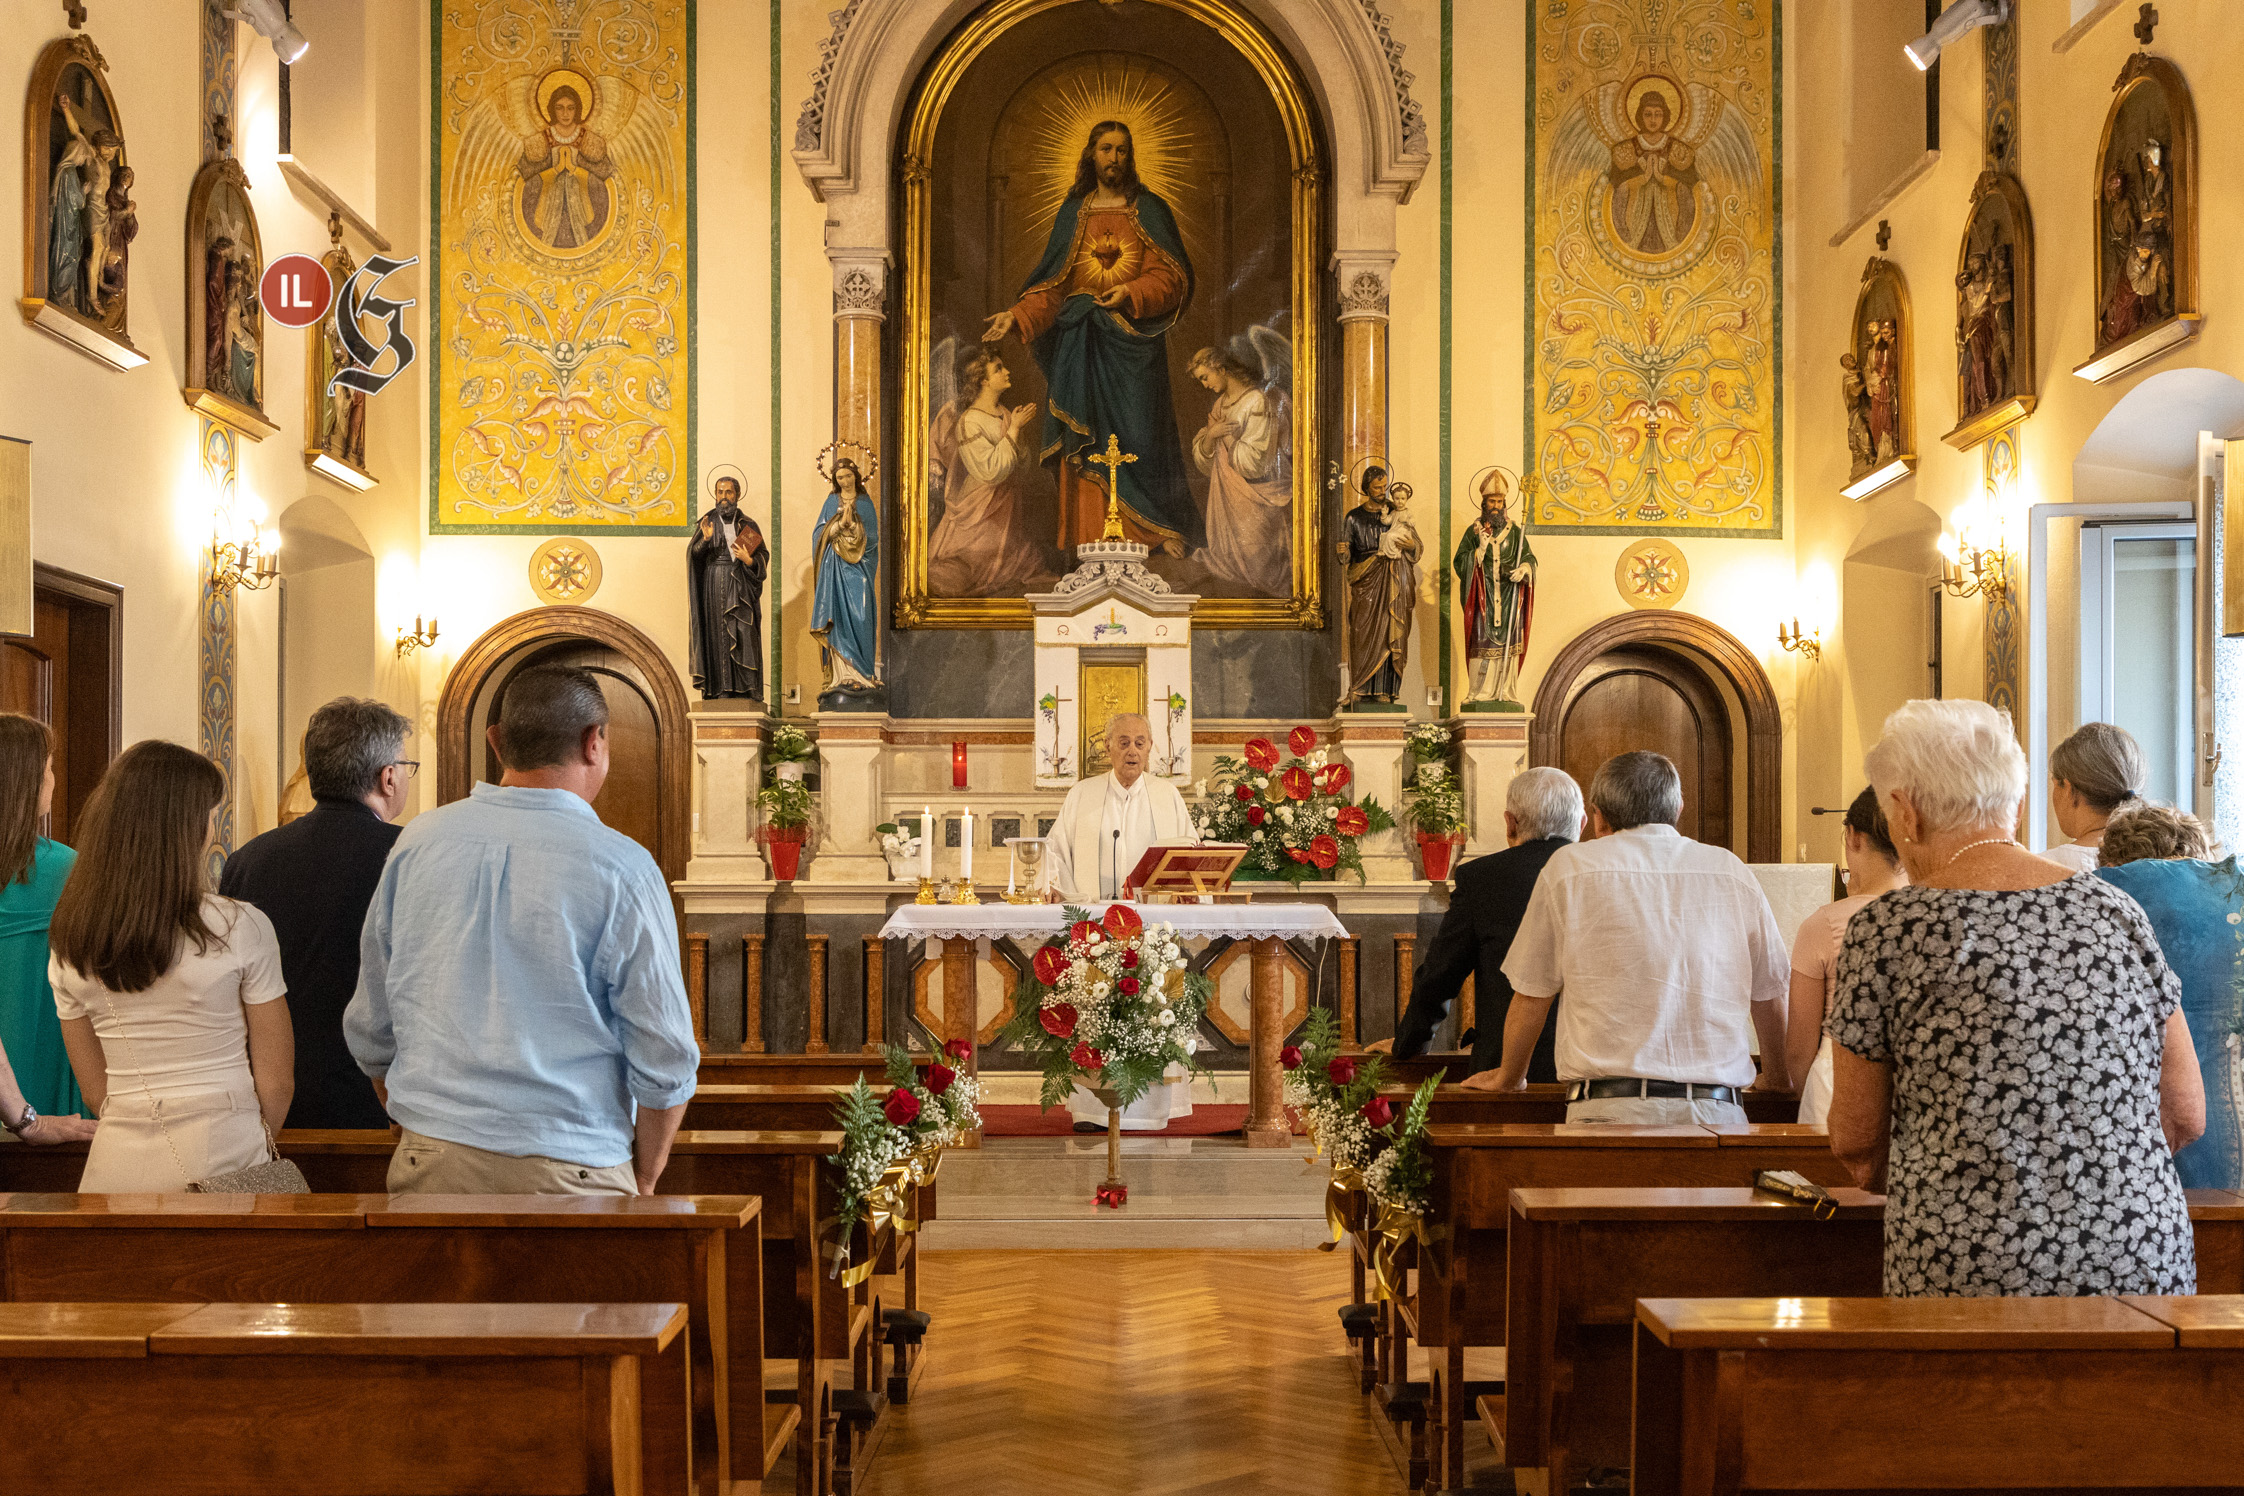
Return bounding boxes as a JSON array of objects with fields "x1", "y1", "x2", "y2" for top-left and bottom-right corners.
[
  {"x1": 1630, "y1": 1294, "x2": 2244, "y2": 1495},
  {"x1": 0, "y1": 1299, "x2": 685, "y2": 1494},
  {"x1": 699, "y1": 1053, "x2": 930, "y2": 1089},
  {"x1": 0, "y1": 1192, "x2": 758, "y2": 1496},
  {"x1": 1405, "y1": 1124, "x2": 1857, "y2": 1493},
  {"x1": 1502, "y1": 1184, "x2": 2244, "y2": 1496}
]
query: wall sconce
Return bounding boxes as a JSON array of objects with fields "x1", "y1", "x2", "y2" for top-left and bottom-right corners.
[
  {"x1": 1777, "y1": 618, "x2": 1822, "y2": 661},
  {"x1": 1935, "y1": 528, "x2": 2013, "y2": 604},
  {"x1": 209, "y1": 522, "x2": 279, "y2": 594},
  {"x1": 395, "y1": 615, "x2": 439, "y2": 656}
]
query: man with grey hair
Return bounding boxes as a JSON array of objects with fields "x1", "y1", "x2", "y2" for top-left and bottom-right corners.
[
  {"x1": 1467, "y1": 750, "x2": 1791, "y2": 1122},
  {"x1": 221, "y1": 696, "x2": 415, "y2": 1128},
  {"x1": 1374, "y1": 766, "x2": 1583, "y2": 1077}
]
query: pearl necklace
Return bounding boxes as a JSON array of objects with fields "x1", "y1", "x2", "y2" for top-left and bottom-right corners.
[{"x1": 1936, "y1": 835, "x2": 2015, "y2": 874}]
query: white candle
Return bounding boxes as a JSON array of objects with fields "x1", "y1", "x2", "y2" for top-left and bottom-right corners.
[
  {"x1": 922, "y1": 806, "x2": 933, "y2": 878},
  {"x1": 961, "y1": 808, "x2": 974, "y2": 882}
]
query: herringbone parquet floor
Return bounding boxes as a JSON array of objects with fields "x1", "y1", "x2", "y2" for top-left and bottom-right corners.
[{"x1": 859, "y1": 1249, "x2": 1402, "y2": 1496}]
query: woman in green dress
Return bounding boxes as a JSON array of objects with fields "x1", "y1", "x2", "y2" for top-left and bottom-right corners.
[{"x1": 0, "y1": 715, "x2": 86, "y2": 1121}]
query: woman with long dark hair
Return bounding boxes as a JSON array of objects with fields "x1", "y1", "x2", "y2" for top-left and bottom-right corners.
[
  {"x1": 0, "y1": 714, "x2": 92, "y2": 1135},
  {"x1": 50, "y1": 741, "x2": 292, "y2": 1190}
]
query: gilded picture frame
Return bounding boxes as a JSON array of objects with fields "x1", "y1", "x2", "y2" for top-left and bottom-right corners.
[
  {"x1": 1942, "y1": 171, "x2": 2035, "y2": 452},
  {"x1": 18, "y1": 31, "x2": 143, "y2": 371},
  {"x1": 1841, "y1": 256, "x2": 1914, "y2": 500},
  {"x1": 895, "y1": 0, "x2": 1324, "y2": 630},
  {"x1": 183, "y1": 155, "x2": 274, "y2": 440},
  {"x1": 2076, "y1": 52, "x2": 2198, "y2": 384}
]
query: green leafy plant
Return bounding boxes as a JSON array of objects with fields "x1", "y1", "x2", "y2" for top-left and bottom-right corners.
[
  {"x1": 1404, "y1": 722, "x2": 1452, "y2": 762},
  {"x1": 757, "y1": 777, "x2": 813, "y2": 830},
  {"x1": 1400, "y1": 761, "x2": 1467, "y2": 837},
  {"x1": 767, "y1": 723, "x2": 816, "y2": 765}
]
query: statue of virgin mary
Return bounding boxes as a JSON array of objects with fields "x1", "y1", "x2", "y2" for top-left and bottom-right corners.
[{"x1": 811, "y1": 455, "x2": 884, "y2": 709}]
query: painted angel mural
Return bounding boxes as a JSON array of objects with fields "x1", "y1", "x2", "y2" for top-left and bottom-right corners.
[
  {"x1": 1188, "y1": 315, "x2": 1292, "y2": 596},
  {"x1": 1544, "y1": 74, "x2": 1761, "y2": 274},
  {"x1": 448, "y1": 67, "x2": 670, "y2": 261}
]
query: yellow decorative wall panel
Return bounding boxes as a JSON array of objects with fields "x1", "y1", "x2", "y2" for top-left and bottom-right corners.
[
  {"x1": 1527, "y1": 0, "x2": 1780, "y2": 535},
  {"x1": 430, "y1": 0, "x2": 693, "y2": 533}
]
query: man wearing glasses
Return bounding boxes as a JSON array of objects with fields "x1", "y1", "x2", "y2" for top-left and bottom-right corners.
[{"x1": 221, "y1": 697, "x2": 415, "y2": 1129}]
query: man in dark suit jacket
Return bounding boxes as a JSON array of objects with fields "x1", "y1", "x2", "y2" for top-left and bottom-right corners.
[
  {"x1": 1374, "y1": 766, "x2": 1585, "y2": 1077},
  {"x1": 220, "y1": 697, "x2": 413, "y2": 1129}
]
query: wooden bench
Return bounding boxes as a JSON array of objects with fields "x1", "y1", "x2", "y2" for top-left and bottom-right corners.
[
  {"x1": 698, "y1": 1053, "x2": 931, "y2": 1089},
  {"x1": 1632, "y1": 1294, "x2": 2244, "y2": 1494},
  {"x1": 0, "y1": 1299, "x2": 685, "y2": 1494},
  {"x1": 0, "y1": 1192, "x2": 761, "y2": 1496},
  {"x1": 1399, "y1": 1124, "x2": 1857, "y2": 1493}
]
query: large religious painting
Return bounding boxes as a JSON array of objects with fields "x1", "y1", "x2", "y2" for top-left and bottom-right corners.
[
  {"x1": 1943, "y1": 172, "x2": 2035, "y2": 451},
  {"x1": 19, "y1": 30, "x2": 141, "y2": 370},
  {"x1": 1527, "y1": 2, "x2": 1779, "y2": 535},
  {"x1": 1841, "y1": 256, "x2": 1913, "y2": 499},
  {"x1": 429, "y1": 0, "x2": 692, "y2": 534},
  {"x1": 184, "y1": 156, "x2": 272, "y2": 439},
  {"x1": 896, "y1": 0, "x2": 1322, "y2": 628},
  {"x1": 2079, "y1": 52, "x2": 2197, "y2": 382}
]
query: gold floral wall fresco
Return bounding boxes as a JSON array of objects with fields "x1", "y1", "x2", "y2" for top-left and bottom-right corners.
[
  {"x1": 1526, "y1": 0, "x2": 1780, "y2": 535},
  {"x1": 431, "y1": 0, "x2": 692, "y2": 533}
]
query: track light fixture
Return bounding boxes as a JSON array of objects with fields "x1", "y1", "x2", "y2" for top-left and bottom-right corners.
[{"x1": 1904, "y1": 0, "x2": 2006, "y2": 72}]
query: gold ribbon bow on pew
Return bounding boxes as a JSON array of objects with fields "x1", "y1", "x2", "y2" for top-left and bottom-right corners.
[
  {"x1": 894, "y1": 1145, "x2": 944, "y2": 1236},
  {"x1": 1318, "y1": 1161, "x2": 1367, "y2": 1252},
  {"x1": 1368, "y1": 1201, "x2": 1444, "y2": 1304},
  {"x1": 822, "y1": 1159, "x2": 917, "y2": 1286}
]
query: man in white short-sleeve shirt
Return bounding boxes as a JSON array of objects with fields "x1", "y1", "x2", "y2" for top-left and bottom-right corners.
[{"x1": 1464, "y1": 750, "x2": 1791, "y2": 1125}]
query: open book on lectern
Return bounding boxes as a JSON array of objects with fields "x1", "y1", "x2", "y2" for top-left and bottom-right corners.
[{"x1": 1122, "y1": 844, "x2": 1249, "y2": 900}]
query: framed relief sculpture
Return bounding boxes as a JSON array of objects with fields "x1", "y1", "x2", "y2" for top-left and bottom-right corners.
[
  {"x1": 1943, "y1": 173, "x2": 2035, "y2": 451},
  {"x1": 306, "y1": 215, "x2": 373, "y2": 489},
  {"x1": 895, "y1": 0, "x2": 1322, "y2": 629},
  {"x1": 2076, "y1": 52, "x2": 2197, "y2": 384},
  {"x1": 1842, "y1": 257, "x2": 1913, "y2": 500},
  {"x1": 183, "y1": 155, "x2": 273, "y2": 439},
  {"x1": 18, "y1": 29, "x2": 143, "y2": 370}
]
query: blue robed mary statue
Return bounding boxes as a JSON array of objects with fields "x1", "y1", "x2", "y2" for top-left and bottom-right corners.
[
  {"x1": 811, "y1": 457, "x2": 881, "y2": 700},
  {"x1": 982, "y1": 119, "x2": 1200, "y2": 555}
]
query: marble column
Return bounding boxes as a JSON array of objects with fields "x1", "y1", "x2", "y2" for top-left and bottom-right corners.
[
  {"x1": 830, "y1": 255, "x2": 887, "y2": 453},
  {"x1": 1451, "y1": 713, "x2": 1532, "y2": 859},
  {"x1": 1334, "y1": 255, "x2": 1393, "y2": 703}
]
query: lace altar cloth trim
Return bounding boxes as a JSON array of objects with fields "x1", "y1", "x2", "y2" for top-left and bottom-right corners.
[{"x1": 878, "y1": 902, "x2": 1349, "y2": 943}]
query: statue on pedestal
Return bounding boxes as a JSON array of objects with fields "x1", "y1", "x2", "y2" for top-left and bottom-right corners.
[
  {"x1": 1455, "y1": 467, "x2": 1537, "y2": 710},
  {"x1": 811, "y1": 447, "x2": 884, "y2": 711},
  {"x1": 1343, "y1": 463, "x2": 1420, "y2": 707},
  {"x1": 686, "y1": 467, "x2": 766, "y2": 700}
]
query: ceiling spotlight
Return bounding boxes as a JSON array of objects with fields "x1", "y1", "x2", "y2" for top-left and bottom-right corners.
[
  {"x1": 1904, "y1": 0, "x2": 2006, "y2": 72},
  {"x1": 226, "y1": 0, "x2": 309, "y2": 65}
]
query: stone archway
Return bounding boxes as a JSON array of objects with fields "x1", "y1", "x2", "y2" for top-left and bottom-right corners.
[
  {"x1": 437, "y1": 607, "x2": 693, "y2": 884},
  {"x1": 1529, "y1": 611, "x2": 1783, "y2": 863}
]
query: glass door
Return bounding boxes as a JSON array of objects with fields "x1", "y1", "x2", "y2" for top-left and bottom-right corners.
[{"x1": 2079, "y1": 521, "x2": 2197, "y2": 806}]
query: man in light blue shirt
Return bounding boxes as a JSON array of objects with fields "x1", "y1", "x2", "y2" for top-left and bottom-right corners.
[{"x1": 346, "y1": 664, "x2": 699, "y2": 1195}]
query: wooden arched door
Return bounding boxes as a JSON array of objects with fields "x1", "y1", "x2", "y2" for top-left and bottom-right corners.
[
  {"x1": 1531, "y1": 611, "x2": 1781, "y2": 862},
  {"x1": 438, "y1": 608, "x2": 690, "y2": 885}
]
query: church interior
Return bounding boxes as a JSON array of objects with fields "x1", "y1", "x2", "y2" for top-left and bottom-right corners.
[{"x1": 3, "y1": 0, "x2": 2243, "y2": 1491}]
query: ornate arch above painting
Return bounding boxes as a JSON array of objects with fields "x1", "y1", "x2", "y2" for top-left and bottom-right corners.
[
  {"x1": 19, "y1": 28, "x2": 144, "y2": 370},
  {"x1": 183, "y1": 155, "x2": 275, "y2": 440},
  {"x1": 1842, "y1": 257, "x2": 1914, "y2": 500},
  {"x1": 1528, "y1": 610, "x2": 1781, "y2": 863},
  {"x1": 436, "y1": 606, "x2": 691, "y2": 885},
  {"x1": 893, "y1": 0, "x2": 1326, "y2": 630},
  {"x1": 2076, "y1": 52, "x2": 2198, "y2": 384}
]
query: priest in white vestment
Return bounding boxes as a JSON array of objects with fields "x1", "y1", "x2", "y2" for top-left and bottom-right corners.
[{"x1": 1047, "y1": 713, "x2": 1200, "y2": 1131}]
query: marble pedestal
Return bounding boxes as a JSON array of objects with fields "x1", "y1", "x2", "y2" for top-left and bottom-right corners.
[
  {"x1": 1451, "y1": 711, "x2": 1532, "y2": 859},
  {"x1": 686, "y1": 698, "x2": 768, "y2": 883}
]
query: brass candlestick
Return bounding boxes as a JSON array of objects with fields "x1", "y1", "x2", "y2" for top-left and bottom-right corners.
[
  {"x1": 914, "y1": 877, "x2": 939, "y2": 905},
  {"x1": 948, "y1": 878, "x2": 982, "y2": 906}
]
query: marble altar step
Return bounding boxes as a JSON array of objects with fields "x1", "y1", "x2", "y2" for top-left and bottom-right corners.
[{"x1": 922, "y1": 1135, "x2": 1331, "y2": 1249}]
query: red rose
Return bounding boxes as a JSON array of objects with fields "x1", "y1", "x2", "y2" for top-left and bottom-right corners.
[
  {"x1": 1327, "y1": 1055, "x2": 1358, "y2": 1086},
  {"x1": 1243, "y1": 738, "x2": 1280, "y2": 771},
  {"x1": 944, "y1": 1038, "x2": 972, "y2": 1062},
  {"x1": 1119, "y1": 976, "x2": 1140, "y2": 996},
  {"x1": 1281, "y1": 766, "x2": 1314, "y2": 800},
  {"x1": 1289, "y1": 726, "x2": 1319, "y2": 757},
  {"x1": 1309, "y1": 835, "x2": 1340, "y2": 870},
  {"x1": 1234, "y1": 783, "x2": 1255, "y2": 802},
  {"x1": 1069, "y1": 920, "x2": 1101, "y2": 947},
  {"x1": 1318, "y1": 763, "x2": 1353, "y2": 795},
  {"x1": 1280, "y1": 1044, "x2": 1303, "y2": 1070},
  {"x1": 1247, "y1": 804, "x2": 1266, "y2": 826},
  {"x1": 1071, "y1": 1041, "x2": 1106, "y2": 1071},
  {"x1": 1361, "y1": 1096, "x2": 1396, "y2": 1128},
  {"x1": 1102, "y1": 904, "x2": 1143, "y2": 938},
  {"x1": 883, "y1": 1088, "x2": 922, "y2": 1126},
  {"x1": 1032, "y1": 945, "x2": 1071, "y2": 987},
  {"x1": 1121, "y1": 949, "x2": 1140, "y2": 969},
  {"x1": 924, "y1": 1062, "x2": 956, "y2": 1097},
  {"x1": 1335, "y1": 806, "x2": 1370, "y2": 837},
  {"x1": 1039, "y1": 1003, "x2": 1079, "y2": 1039}
]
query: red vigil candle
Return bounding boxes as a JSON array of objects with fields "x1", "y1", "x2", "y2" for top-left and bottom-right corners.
[{"x1": 952, "y1": 740, "x2": 968, "y2": 789}]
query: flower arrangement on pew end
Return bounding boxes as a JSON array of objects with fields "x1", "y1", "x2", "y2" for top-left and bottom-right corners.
[
  {"x1": 825, "y1": 1040, "x2": 981, "y2": 1282},
  {"x1": 1282, "y1": 1007, "x2": 1442, "y2": 1292},
  {"x1": 1191, "y1": 724, "x2": 1394, "y2": 884},
  {"x1": 999, "y1": 902, "x2": 1210, "y2": 1207}
]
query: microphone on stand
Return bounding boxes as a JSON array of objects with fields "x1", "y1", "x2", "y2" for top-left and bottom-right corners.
[{"x1": 1111, "y1": 829, "x2": 1123, "y2": 900}]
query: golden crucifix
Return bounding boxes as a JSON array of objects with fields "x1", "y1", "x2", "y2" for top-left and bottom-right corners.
[{"x1": 1084, "y1": 433, "x2": 1138, "y2": 541}]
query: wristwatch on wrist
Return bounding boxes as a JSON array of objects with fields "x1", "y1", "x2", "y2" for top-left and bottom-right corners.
[{"x1": 2, "y1": 1102, "x2": 36, "y2": 1136}]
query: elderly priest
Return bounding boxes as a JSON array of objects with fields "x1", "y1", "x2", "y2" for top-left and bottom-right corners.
[{"x1": 1047, "y1": 712, "x2": 1200, "y2": 1131}]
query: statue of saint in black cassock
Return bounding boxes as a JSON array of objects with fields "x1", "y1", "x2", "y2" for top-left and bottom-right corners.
[{"x1": 686, "y1": 476, "x2": 767, "y2": 700}]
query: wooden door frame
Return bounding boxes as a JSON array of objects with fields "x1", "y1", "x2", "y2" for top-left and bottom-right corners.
[
  {"x1": 1529, "y1": 611, "x2": 1782, "y2": 863},
  {"x1": 30, "y1": 561, "x2": 122, "y2": 762},
  {"x1": 437, "y1": 607, "x2": 692, "y2": 884}
]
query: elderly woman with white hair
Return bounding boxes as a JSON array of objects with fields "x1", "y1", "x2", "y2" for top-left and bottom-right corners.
[{"x1": 1827, "y1": 699, "x2": 2203, "y2": 1297}]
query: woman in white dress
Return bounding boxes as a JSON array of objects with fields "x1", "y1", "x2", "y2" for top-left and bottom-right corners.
[
  {"x1": 1189, "y1": 343, "x2": 1291, "y2": 596},
  {"x1": 1785, "y1": 787, "x2": 1906, "y2": 1125},
  {"x1": 2044, "y1": 722, "x2": 2145, "y2": 872},
  {"x1": 927, "y1": 348, "x2": 1049, "y2": 597},
  {"x1": 50, "y1": 741, "x2": 293, "y2": 1191}
]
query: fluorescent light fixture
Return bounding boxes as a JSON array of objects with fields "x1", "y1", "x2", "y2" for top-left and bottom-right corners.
[
  {"x1": 1905, "y1": 0, "x2": 2006, "y2": 71},
  {"x1": 226, "y1": 0, "x2": 309, "y2": 64}
]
